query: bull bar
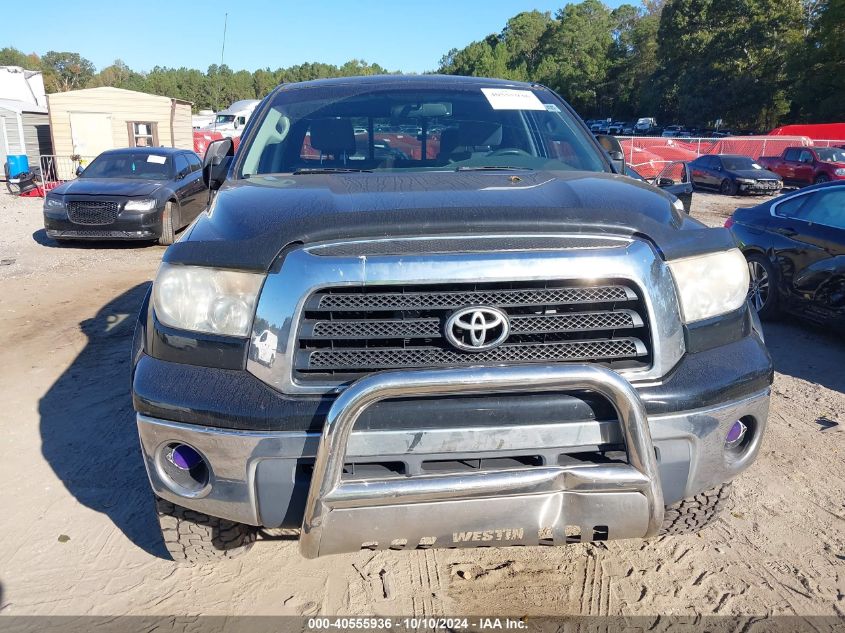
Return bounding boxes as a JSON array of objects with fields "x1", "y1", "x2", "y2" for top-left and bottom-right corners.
[{"x1": 299, "y1": 364, "x2": 664, "y2": 558}]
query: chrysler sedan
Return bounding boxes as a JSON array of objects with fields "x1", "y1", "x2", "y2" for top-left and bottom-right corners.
[{"x1": 43, "y1": 147, "x2": 206, "y2": 245}]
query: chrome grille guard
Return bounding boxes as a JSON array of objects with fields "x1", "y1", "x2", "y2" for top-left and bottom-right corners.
[{"x1": 299, "y1": 364, "x2": 665, "y2": 558}]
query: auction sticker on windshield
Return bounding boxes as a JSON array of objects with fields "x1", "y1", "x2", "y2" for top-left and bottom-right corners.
[{"x1": 481, "y1": 88, "x2": 546, "y2": 111}]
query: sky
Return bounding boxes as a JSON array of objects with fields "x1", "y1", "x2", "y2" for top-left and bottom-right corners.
[{"x1": 4, "y1": 0, "x2": 627, "y2": 75}]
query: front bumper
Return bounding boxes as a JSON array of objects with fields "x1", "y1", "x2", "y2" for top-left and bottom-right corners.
[
  {"x1": 44, "y1": 208, "x2": 163, "y2": 240},
  {"x1": 738, "y1": 182, "x2": 782, "y2": 194},
  {"x1": 137, "y1": 363, "x2": 769, "y2": 557}
]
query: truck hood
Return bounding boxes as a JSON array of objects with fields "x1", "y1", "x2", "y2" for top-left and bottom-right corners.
[
  {"x1": 52, "y1": 178, "x2": 164, "y2": 197},
  {"x1": 165, "y1": 170, "x2": 735, "y2": 271}
]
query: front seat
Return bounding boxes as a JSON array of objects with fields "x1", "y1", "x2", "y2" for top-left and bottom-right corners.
[
  {"x1": 309, "y1": 118, "x2": 357, "y2": 165},
  {"x1": 437, "y1": 121, "x2": 503, "y2": 163}
]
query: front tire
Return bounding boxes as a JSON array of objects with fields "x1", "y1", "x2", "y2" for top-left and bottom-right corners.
[
  {"x1": 720, "y1": 178, "x2": 738, "y2": 195},
  {"x1": 158, "y1": 201, "x2": 176, "y2": 246},
  {"x1": 814, "y1": 174, "x2": 830, "y2": 184},
  {"x1": 156, "y1": 497, "x2": 257, "y2": 565},
  {"x1": 660, "y1": 483, "x2": 732, "y2": 535},
  {"x1": 746, "y1": 253, "x2": 779, "y2": 319}
]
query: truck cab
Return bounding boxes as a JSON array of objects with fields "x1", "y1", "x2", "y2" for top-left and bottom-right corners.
[
  {"x1": 200, "y1": 99, "x2": 261, "y2": 137},
  {"x1": 759, "y1": 146, "x2": 845, "y2": 187}
]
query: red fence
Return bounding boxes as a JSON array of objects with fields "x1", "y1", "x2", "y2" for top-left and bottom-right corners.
[{"x1": 618, "y1": 136, "x2": 845, "y2": 179}]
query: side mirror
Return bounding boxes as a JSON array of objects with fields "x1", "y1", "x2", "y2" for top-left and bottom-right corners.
[
  {"x1": 657, "y1": 177, "x2": 675, "y2": 187},
  {"x1": 202, "y1": 138, "x2": 235, "y2": 190},
  {"x1": 595, "y1": 133, "x2": 625, "y2": 173}
]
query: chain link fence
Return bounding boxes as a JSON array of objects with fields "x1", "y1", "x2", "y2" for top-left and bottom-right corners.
[{"x1": 617, "y1": 136, "x2": 845, "y2": 179}]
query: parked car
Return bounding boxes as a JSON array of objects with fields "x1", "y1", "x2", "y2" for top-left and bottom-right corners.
[
  {"x1": 133, "y1": 74, "x2": 771, "y2": 565},
  {"x1": 625, "y1": 161, "x2": 694, "y2": 213},
  {"x1": 607, "y1": 121, "x2": 625, "y2": 135},
  {"x1": 688, "y1": 154, "x2": 782, "y2": 195},
  {"x1": 726, "y1": 182, "x2": 844, "y2": 325},
  {"x1": 42, "y1": 147, "x2": 206, "y2": 245},
  {"x1": 634, "y1": 117, "x2": 657, "y2": 135},
  {"x1": 661, "y1": 125, "x2": 689, "y2": 138},
  {"x1": 621, "y1": 122, "x2": 635, "y2": 135},
  {"x1": 758, "y1": 146, "x2": 845, "y2": 187}
]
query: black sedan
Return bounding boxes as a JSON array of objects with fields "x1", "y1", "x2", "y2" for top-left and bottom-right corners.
[
  {"x1": 43, "y1": 147, "x2": 206, "y2": 245},
  {"x1": 688, "y1": 154, "x2": 782, "y2": 196},
  {"x1": 727, "y1": 182, "x2": 845, "y2": 326}
]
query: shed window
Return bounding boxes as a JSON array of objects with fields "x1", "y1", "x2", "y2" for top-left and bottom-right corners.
[{"x1": 128, "y1": 122, "x2": 159, "y2": 147}]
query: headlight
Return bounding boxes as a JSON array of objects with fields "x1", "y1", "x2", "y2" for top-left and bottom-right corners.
[
  {"x1": 735, "y1": 178, "x2": 755, "y2": 185},
  {"x1": 44, "y1": 197, "x2": 65, "y2": 210},
  {"x1": 124, "y1": 199, "x2": 157, "y2": 211},
  {"x1": 152, "y1": 263, "x2": 265, "y2": 336},
  {"x1": 667, "y1": 249, "x2": 749, "y2": 323},
  {"x1": 835, "y1": 168, "x2": 845, "y2": 176}
]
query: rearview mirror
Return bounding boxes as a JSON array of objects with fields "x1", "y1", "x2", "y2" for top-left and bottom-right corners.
[
  {"x1": 595, "y1": 134, "x2": 625, "y2": 173},
  {"x1": 202, "y1": 138, "x2": 235, "y2": 191}
]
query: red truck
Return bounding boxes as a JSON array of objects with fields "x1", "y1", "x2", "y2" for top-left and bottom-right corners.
[{"x1": 758, "y1": 146, "x2": 845, "y2": 187}]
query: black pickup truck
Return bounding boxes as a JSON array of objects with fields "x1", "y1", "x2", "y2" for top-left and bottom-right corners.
[{"x1": 131, "y1": 75, "x2": 772, "y2": 564}]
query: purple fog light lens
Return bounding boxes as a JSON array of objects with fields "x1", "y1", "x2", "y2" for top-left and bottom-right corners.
[
  {"x1": 726, "y1": 420, "x2": 747, "y2": 447},
  {"x1": 168, "y1": 444, "x2": 204, "y2": 471}
]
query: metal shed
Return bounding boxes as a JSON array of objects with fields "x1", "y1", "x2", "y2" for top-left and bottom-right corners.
[
  {"x1": 46, "y1": 87, "x2": 193, "y2": 159},
  {"x1": 0, "y1": 99, "x2": 52, "y2": 175}
]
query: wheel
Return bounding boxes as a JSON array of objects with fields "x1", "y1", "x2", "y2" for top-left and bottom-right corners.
[
  {"x1": 660, "y1": 482, "x2": 732, "y2": 535},
  {"x1": 155, "y1": 497, "x2": 257, "y2": 565},
  {"x1": 814, "y1": 174, "x2": 830, "y2": 184},
  {"x1": 746, "y1": 253, "x2": 779, "y2": 319},
  {"x1": 158, "y1": 201, "x2": 176, "y2": 245},
  {"x1": 719, "y1": 178, "x2": 738, "y2": 195}
]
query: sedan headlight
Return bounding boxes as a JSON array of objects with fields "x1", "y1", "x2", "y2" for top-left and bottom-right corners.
[
  {"x1": 124, "y1": 199, "x2": 157, "y2": 211},
  {"x1": 735, "y1": 178, "x2": 756, "y2": 185},
  {"x1": 44, "y1": 197, "x2": 65, "y2": 210},
  {"x1": 667, "y1": 249, "x2": 750, "y2": 323},
  {"x1": 835, "y1": 168, "x2": 845, "y2": 176},
  {"x1": 152, "y1": 263, "x2": 265, "y2": 336}
]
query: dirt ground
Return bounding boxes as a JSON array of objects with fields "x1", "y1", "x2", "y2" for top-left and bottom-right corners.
[{"x1": 0, "y1": 189, "x2": 843, "y2": 618}]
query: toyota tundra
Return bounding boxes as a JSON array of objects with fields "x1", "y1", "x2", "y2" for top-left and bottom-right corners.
[{"x1": 131, "y1": 75, "x2": 773, "y2": 564}]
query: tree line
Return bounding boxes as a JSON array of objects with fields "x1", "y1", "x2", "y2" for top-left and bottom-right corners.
[
  {"x1": 439, "y1": 0, "x2": 844, "y2": 129},
  {"x1": 1, "y1": 0, "x2": 842, "y2": 129}
]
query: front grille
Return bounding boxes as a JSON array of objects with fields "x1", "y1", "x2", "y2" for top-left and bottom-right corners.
[
  {"x1": 67, "y1": 201, "x2": 120, "y2": 225},
  {"x1": 295, "y1": 281, "x2": 651, "y2": 381}
]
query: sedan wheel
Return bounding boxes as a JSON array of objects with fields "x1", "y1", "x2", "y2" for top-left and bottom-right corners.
[
  {"x1": 720, "y1": 179, "x2": 738, "y2": 196},
  {"x1": 746, "y1": 254, "x2": 778, "y2": 319}
]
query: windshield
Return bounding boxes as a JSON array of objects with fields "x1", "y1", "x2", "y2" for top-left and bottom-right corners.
[
  {"x1": 721, "y1": 156, "x2": 760, "y2": 171},
  {"x1": 239, "y1": 85, "x2": 608, "y2": 176},
  {"x1": 80, "y1": 153, "x2": 172, "y2": 180},
  {"x1": 816, "y1": 148, "x2": 845, "y2": 163},
  {"x1": 215, "y1": 114, "x2": 235, "y2": 125}
]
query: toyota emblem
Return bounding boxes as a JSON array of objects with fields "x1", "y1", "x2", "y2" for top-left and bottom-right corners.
[{"x1": 445, "y1": 306, "x2": 510, "y2": 351}]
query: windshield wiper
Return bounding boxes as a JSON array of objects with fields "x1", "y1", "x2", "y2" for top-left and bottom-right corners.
[
  {"x1": 292, "y1": 167, "x2": 373, "y2": 174},
  {"x1": 454, "y1": 165, "x2": 534, "y2": 172}
]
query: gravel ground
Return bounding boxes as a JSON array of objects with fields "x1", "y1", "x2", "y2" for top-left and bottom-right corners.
[{"x1": 0, "y1": 189, "x2": 843, "y2": 618}]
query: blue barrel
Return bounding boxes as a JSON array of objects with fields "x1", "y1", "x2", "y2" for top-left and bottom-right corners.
[{"x1": 7, "y1": 154, "x2": 30, "y2": 178}]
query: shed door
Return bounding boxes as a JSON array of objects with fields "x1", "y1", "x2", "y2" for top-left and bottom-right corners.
[{"x1": 69, "y1": 112, "x2": 113, "y2": 158}]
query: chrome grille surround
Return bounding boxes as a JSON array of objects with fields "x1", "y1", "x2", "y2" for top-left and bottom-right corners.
[{"x1": 247, "y1": 234, "x2": 686, "y2": 394}]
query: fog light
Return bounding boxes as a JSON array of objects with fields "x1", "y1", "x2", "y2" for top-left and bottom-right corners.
[
  {"x1": 167, "y1": 443, "x2": 203, "y2": 471},
  {"x1": 160, "y1": 442, "x2": 211, "y2": 496},
  {"x1": 725, "y1": 420, "x2": 747, "y2": 448}
]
